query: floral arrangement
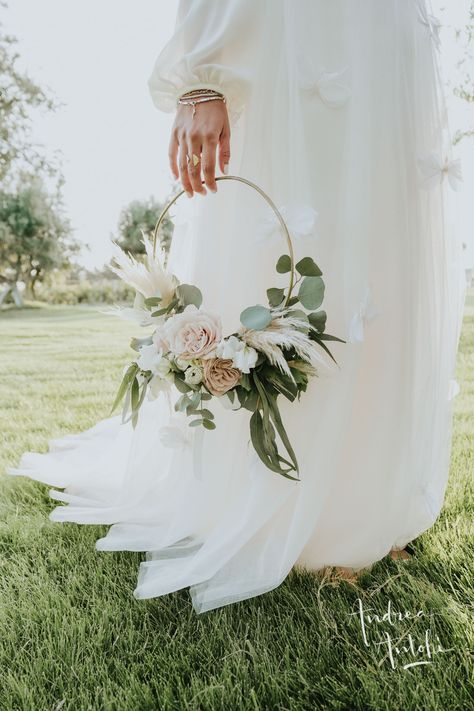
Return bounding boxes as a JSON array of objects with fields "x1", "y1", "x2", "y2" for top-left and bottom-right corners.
[{"x1": 110, "y1": 178, "x2": 344, "y2": 479}]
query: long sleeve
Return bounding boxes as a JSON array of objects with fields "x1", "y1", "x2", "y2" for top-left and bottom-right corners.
[{"x1": 148, "y1": 0, "x2": 263, "y2": 122}]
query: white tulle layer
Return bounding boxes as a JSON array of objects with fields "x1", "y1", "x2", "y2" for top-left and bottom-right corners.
[{"x1": 8, "y1": 0, "x2": 466, "y2": 612}]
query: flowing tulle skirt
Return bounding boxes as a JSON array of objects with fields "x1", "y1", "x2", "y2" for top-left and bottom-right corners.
[{"x1": 8, "y1": 0, "x2": 466, "y2": 612}]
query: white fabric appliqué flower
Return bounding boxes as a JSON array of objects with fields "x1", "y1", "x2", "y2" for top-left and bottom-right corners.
[
  {"x1": 158, "y1": 417, "x2": 191, "y2": 450},
  {"x1": 256, "y1": 204, "x2": 318, "y2": 245},
  {"x1": 418, "y1": 5, "x2": 442, "y2": 51},
  {"x1": 304, "y1": 67, "x2": 352, "y2": 109},
  {"x1": 348, "y1": 285, "x2": 381, "y2": 343},
  {"x1": 418, "y1": 154, "x2": 463, "y2": 191}
]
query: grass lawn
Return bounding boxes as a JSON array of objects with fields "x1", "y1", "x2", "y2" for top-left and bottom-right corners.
[{"x1": 0, "y1": 299, "x2": 473, "y2": 710}]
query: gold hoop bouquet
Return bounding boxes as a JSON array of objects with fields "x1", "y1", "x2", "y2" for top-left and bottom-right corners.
[{"x1": 110, "y1": 176, "x2": 345, "y2": 480}]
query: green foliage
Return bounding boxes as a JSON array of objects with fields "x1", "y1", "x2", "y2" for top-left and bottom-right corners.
[
  {"x1": 0, "y1": 303, "x2": 472, "y2": 709},
  {"x1": 276, "y1": 254, "x2": 292, "y2": 273},
  {"x1": 295, "y1": 257, "x2": 322, "y2": 277},
  {"x1": 37, "y1": 277, "x2": 134, "y2": 305},
  {"x1": 0, "y1": 7, "x2": 56, "y2": 184},
  {"x1": 176, "y1": 284, "x2": 203, "y2": 309},
  {"x1": 298, "y1": 276, "x2": 325, "y2": 310},
  {"x1": 116, "y1": 198, "x2": 174, "y2": 255},
  {"x1": 240, "y1": 304, "x2": 272, "y2": 330},
  {"x1": 0, "y1": 177, "x2": 77, "y2": 296}
]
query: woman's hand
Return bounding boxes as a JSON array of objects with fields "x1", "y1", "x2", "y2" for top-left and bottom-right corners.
[{"x1": 169, "y1": 100, "x2": 231, "y2": 197}]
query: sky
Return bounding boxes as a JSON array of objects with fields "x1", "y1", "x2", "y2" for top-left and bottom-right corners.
[{"x1": 3, "y1": 0, "x2": 474, "y2": 270}]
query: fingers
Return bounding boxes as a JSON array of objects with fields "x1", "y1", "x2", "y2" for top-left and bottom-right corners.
[
  {"x1": 178, "y1": 141, "x2": 193, "y2": 197},
  {"x1": 187, "y1": 135, "x2": 206, "y2": 195},
  {"x1": 218, "y1": 118, "x2": 231, "y2": 175},
  {"x1": 201, "y1": 134, "x2": 218, "y2": 192},
  {"x1": 168, "y1": 129, "x2": 179, "y2": 180}
]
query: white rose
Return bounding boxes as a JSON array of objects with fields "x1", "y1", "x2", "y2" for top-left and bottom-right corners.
[
  {"x1": 184, "y1": 364, "x2": 203, "y2": 386},
  {"x1": 216, "y1": 335, "x2": 258, "y2": 374},
  {"x1": 163, "y1": 304, "x2": 222, "y2": 359}
]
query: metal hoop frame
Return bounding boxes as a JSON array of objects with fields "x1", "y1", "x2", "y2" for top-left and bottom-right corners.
[{"x1": 152, "y1": 175, "x2": 296, "y2": 305}]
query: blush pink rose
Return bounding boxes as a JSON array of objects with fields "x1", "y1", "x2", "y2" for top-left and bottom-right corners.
[{"x1": 163, "y1": 305, "x2": 222, "y2": 359}]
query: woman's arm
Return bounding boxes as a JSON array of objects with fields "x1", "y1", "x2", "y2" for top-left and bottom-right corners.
[{"x1": 148, "y1": 0, "x2": 262, "y2": 196}]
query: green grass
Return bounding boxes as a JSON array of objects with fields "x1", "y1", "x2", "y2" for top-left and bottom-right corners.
[{"x1": 0, "y1": 299, "x2": 473, "y2": 711}]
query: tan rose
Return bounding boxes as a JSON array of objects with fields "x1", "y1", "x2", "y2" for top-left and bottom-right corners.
[{"x1": 202, "y1": 358, "x2": 241, "y2": 396}]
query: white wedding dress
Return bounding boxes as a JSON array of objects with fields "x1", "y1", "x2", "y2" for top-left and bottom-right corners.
[{"x1": 8, "y1": 0, "x2": 466, "y2": 612}]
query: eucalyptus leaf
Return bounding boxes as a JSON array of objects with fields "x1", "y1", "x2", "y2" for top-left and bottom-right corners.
[
  {"x1": 111, "y1": 363, "x2": 138, "y2": 413},
  {"x1": 298, "y1": 276, "x2": 325, "y2": 310},
  {"x1": 151, "y1": 307, "x2": 169, "y2": 318},
  {"x1": 295, "y1": 257, "x2": 322, "y2": 277},
  {"x1": 176, "y1": 284, "x2": 203, "y2": 308},
  {"x1": 144, "y1": 296, "x2": 162, "y2": 308},
  {"x1": 174, "y1": 375, "x2": 191, "y2": 393},
  {"x1": 267, "y1": 288, "x2": 285, "y2": 308},
  {"x1": 131, "y1": 377, "x2": 139, "y2": 412},
  {"x1": 276, "y1": 254, "x2": 292, "y2": 273},
  {"x1": 203, "y1": 419, "x2": 216, "y2": 430},
  {"x1": 308, "y1": 310, "x2": 327, "y2": 333},
  {"x1": 240, "y1": 304, "x2": 272, "y2": 330},
  {"x1": 189, "y1": 419, "x2": 204, "y2": 427}
]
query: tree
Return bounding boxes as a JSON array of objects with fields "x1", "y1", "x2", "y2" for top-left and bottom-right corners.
[
  {"x1": 0, "y1": 177, "x2": 77, "y2": 298},
  {"x1": 116, "y1": 197, "x2": 174, "y2": 256},
  {"x1": 0, "y1": 2, "x2": 57, "y2": 184}
]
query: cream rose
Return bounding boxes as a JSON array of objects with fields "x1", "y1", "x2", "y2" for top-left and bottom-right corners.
[
  {"x1": 163, "y1": 305, "x2": 222, "y2": 359},
  {"x1": 202, "y1": 358, "x2": 241, "y2": 396}
]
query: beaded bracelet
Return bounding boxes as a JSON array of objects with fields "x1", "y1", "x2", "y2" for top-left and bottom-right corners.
[{"x1": 177, "y1": 89, "x2": 226, "y2": 117}]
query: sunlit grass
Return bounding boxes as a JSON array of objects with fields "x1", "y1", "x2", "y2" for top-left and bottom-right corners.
[{"x1": 0, "y1": 297, "x2": 472, "y2": 710}]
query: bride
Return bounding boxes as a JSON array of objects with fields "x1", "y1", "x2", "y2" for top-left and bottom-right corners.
[{"x1": 8, "y1": 0, "x2": 466, "y2": 613}]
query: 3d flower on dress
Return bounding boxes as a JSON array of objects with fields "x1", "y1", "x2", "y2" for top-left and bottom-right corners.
[
  {"x1": 348, "y1": 285, "x2": 381, "y2": 344},
  {"x1": 256, "y1": 204, "x2": 318, "y2": 245},
  {"x1": 299, "y1": 62, "x2": 352, "y2": 109},
  {"x1": 417, "y1": 4, "x2": 442, "y2": 51},
  {"x1": 418, "y1": 153, "x2": 463, "y2": 191}
]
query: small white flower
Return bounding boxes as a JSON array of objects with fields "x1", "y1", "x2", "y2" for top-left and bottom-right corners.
[
  {"x1": 175, "y1": 356, "x2": 192, "y2": 371},
  {"x1": 216, "y1": 335, "x2": 241, "y2": 359},
  {"x1": 216, "y1": 335, "x2": 258, "y2": 374},
  {"x1": 184, "y1": 364, "x2": 203, "y2": 386},
  {"x1": 136, "y1": 344, "x2": 171, "y2": 377}
]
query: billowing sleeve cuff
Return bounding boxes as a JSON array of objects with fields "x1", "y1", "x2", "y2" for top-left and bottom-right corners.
[{"x1": 147, "y1": 0, "x2": 262, "y2": 123}]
